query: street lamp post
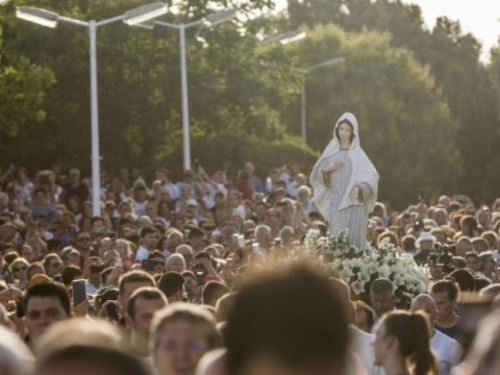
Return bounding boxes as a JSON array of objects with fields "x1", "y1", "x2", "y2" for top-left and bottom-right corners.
[
  {"x1": 16, "y1": 3, "x2": 168, "y2": 216},
  {"x1": 140, "y1": 9, "x2": 237, "y2": 170},
  {"x1": 294, "y1": 57, "x2": 346, "y2": 143}
]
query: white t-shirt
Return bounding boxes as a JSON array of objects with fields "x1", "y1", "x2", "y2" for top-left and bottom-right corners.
[
  {"x1": 431, "y1": 330, "x2": 462, "y2": 375},
  {"x1": 232, "y1": 205, "x2": 246, "y2": 220},
  {"x1": 135, "y1": 246, "x2": 150, "y2": 262}
]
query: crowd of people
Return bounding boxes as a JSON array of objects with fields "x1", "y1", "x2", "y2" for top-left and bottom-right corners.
[{"x1": 0, "y1": 162, "x2": 500, "y2": 375}]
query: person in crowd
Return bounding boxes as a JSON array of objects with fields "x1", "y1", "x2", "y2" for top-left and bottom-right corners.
[
  {"x1": 9, "y1": 257, "x2": 30, "y2": 290},
  {"x1": 23, "y1": 282, "x2": 72, "y2": 348},
  {"x1": 370, "y1": 278, "x2": 396, "y2": 325},
  {"x1": 136, "y1": 228, "x2": 158, "y2": 262},
  {"x1": 410, "y1": 294, "x2": 462, "y2": 375},
  {"x1": 151, "y1": 303, "x2": 220, "y2": 375},
  {"x1": 223, "y1": 265, "x2": 351, "y2": 375},
  {"x1": 165, "y1": 254, "x2": 186, "y2": 274},
  {"x1": 118, "y1": 271, "x2": 156, "y2": 315},
  {"x1": 158, "y1": 272, "x2": 185, "y2": 304},
  {"x1": 373, "y1": 310, "x2": 438, "y2": 375},
  {"x1": 429, "y1": 280, "x2": 461, "y2": 339},
  {"x1": 124, "y1": 286, "x2": 168, "y2": 357}
]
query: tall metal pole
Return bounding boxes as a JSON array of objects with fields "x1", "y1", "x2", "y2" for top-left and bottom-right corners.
[
  {"x1": 301, "y1": 82, "x2": 307, "y2": 144},
  {"x1": 179, "y1": 24, "x2": 191, "y2": 170},
  {"x1": 89, "y1": 20, "x2": 101, "y2": 216}
]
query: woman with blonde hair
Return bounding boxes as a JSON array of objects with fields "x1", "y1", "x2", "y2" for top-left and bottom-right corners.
[
  {"x1": 373, "y1": 310, "x2": 437, "y2": 375},
  {"x1": 9, "y1": 258, "x2": 30, "y2": 290}
]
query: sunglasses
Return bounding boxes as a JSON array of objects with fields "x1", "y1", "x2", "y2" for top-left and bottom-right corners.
[
  {"x1": 78, "y1": 237, "x2": 91, "y2": 242},
  {"x1": 14, "y1": 266, "x2": 28, "y2": 272},
  {"x1": 50, "y1": 262, "x2": 62, "y2": 268}
]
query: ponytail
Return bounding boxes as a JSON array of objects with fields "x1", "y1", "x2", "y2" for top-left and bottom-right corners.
[
  {"x1": 409, "y1": 313, "x2": 437, "y2": 375},
  {"x1": 383, "y1": 311, "x2": 437, "y2": 375}
]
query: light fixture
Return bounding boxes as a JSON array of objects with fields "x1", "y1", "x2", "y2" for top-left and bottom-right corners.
[
  {"x1": 306, "y1": 57, "x2": 345, "y2": 71},
  {"x1": 123, "y1": 2, "x2": 168, "y2": 26},
  {"x1": 204, "y1": 8, "x2": 237, "y2": 27},
  {"x1": 264, "y1": 30, "x2": 307, "y2": 44},
  {"x1": 16, "y1": 6, "x2": 59, "y2": 28},
  {"x1": 133, "y1": 20, "x2": 155, "y2": 30}
]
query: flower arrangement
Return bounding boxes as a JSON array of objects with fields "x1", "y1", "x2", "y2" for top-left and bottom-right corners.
[{"x1": 305, "y1": 229, "x2": 429, "y2": 308}]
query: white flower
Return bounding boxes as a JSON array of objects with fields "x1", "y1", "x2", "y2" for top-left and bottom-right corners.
[
  {"x1": 340, "y1": 267, "x2": 354, "y2": 280},
  {"x1": 351, "y1": 281, "x2": 365, "y2": 296},
  {"x1": 379, "y1": 264, "x2": 391, "y2": 279}
]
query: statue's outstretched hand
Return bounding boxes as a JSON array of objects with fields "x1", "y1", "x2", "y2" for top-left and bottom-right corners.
[{"x1": 350, "y1": 186, "x2": 361, "y2": 202}]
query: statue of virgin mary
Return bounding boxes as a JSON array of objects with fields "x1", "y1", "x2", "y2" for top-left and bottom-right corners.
[{"x1": 310, "y1": 113, "x2": 379, "y2": 249}]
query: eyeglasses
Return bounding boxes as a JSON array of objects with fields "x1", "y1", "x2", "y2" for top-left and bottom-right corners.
[
  {"x1": 14, "y1": 266, "x2": 27, "y2": 272},
  {"x1": 160, "y1": 340, "x2": 205, "y2": 354}
]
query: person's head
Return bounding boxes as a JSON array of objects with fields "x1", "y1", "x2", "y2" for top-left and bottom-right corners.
[
  {"x1": 141, "y1": 228, "x2": 158, "y2": 251},
  {"x1": 460, "y1": 215, "x2": 478, "y2": 237},
  {"x1": 479, "y1": 251, "x2": 496, "y2": 274},
  {"x1": 354, "y1": 300, "x2": 375, "y2": 333},
  {"x1": 335, "y1": 119, "x2": 355, "y2": 144},
  {"x1": 458, "y1": 312, "x2": 500, "y2": 375},
  {"x1": 373, "y1": 310, "x2": 437, "y2": 375},
  {"x1": 60, "y1": 247, "x2": 81, "y2": 268},
  {"x1": 409, "y1": 294, "x2": 438, "y2": 323},
  {"x1": 61, "y1": 265, "x2": 83, "y2": 287},
  {"x1": 416, "y1": 232, "x2": 435, "y2": 251},
  {"x1": 181, "y1": 271, "x2": 198, "y2": 301},
  {"x1": 23, "y1": 282, "x2": 72, "y2": 343},
  {"x1": 165, "y1": 254, "x2": 186, "y2": 274},
  {"x1": 76, "y1": 231, "x2": 92, "y2": 252},
  {"x1": 151, "y1": 303, "x2": 220, "y2": 375},
  {"x1": 118, "y1": 271, "x2": 156, "y2": 308},
  {"x1": 202, "y1": 282, "x2": 230, "y2": 307},
  {"x1": 447, "y1": 269, "x2": 475, "y2": 292},
  {"x1": 472, "y1": 237, "x2": 490, "y2": 253},
  {"x1": 429, "y1": 279, "x2": 459, "y2": 322},
  {"x1": 254, "y1": 225, "x2": 271, "y2": 248},
  {"x1": 0, "y1": 325, "x2": 33, "y2": 375},
  {"x1": 370, "y1": 278, "x2": 395, "y2": 318},
  {"x1": 433, "y1": 208, "x2": 448, "y2": 226},
  {"x1": 35, "y1": 345, "x2": 153, "y2": 375},
  {"x1": 43, "y1": 254, "x2": 63, "y2": 277},
  {"x1": 10, "y1": 257, "x2": 29, "y2": 282},
  {"x1": 158, "y1": 272, "x2": 186, "y2": 303},
  {"x1": 126, "y1": 287, "x2": 168, "y2": 334},
  {"x1": 482, "y1": 231, "x2": 498, "y2": 250},
  {"x1": 225, "y1": 265, "x2": 350, "y2": 375},
  {"x1": 176, "y1": 244, "x2": 194, "y2": 267},
  {"x1": 21, "y1": 244, "x2": 34, "y2": 263},
  {"x1": 27, "y1": 262, "x2": 47, "y2": 281},
  {"x1": 465, "y1": 251, "x2": 479, "y2": 272},
  {"x1": 401, "y1": 234, "x2": 417, "y2": 252},
  {"x1": 83, "y1": 256, "x2": 104, "y2": 280}
]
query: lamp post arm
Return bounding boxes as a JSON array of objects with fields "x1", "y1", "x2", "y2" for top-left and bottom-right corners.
[
  {"x1": 96, "y1": 15, "x2": 125, "y2": 27},
  {"x1": 155, "y1": 20, "x2": 180, "y2": 29},
  {"x1": 58, "y1": 16, "x2": 89, "y2": 27}
]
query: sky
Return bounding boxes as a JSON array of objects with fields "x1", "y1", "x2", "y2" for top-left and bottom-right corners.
[{"x1": 274, "y1": 0, "x2": 500, "y2": 61}]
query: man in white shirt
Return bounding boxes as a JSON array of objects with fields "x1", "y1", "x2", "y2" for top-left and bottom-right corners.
[
  {"x1": 135, "y1": 227, "x2": 158, "y2": 262},
  {"x1": 410, "y1": 294, "x2": 462, "y2": 375},
  {"x1": 331, "y1": 278, "x2": 385, "y2": 375}
]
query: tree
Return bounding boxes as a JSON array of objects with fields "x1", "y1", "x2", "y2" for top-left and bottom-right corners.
[
  {"x1": 1, "y1": 0, "x2": 300, "y2": 176},
  {"x1": 0, "y1": 3, "x2": 55, "y2": 165},
  {"x1": 284, "y1": 24, "x2": 461, "y2": 208},
  {"x1": 287, "y1": 0, "x2": 500, "y2": 202}
]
